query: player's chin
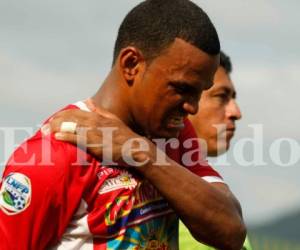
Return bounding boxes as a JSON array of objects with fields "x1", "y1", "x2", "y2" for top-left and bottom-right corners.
[
  {"x1": 210, "y1": 141, "x2": 228, "y2": 157},
  {"x1": 226, "y1": 130, "x2": 235, "y2": 140},
  {"x1": 151, "y1": 127, "x2": 181, "y2": 140},
  {"x1": 212, "y1": 146, "x2": 228, "y2": 156}
]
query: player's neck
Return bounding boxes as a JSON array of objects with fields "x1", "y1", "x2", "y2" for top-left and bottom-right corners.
[{"x1": 92, "y1": 70, "x2": 132, "y2": 126}]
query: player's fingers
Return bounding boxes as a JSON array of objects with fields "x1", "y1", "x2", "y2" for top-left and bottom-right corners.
[
  {"x1": 52, "y1": 108, "x2": 123, "y2": 130},
  {"x1": 54, "y1": 132, "x2": 79, "y2": 145},
  {"x1": 42, "y1": 108, "x2": 122, "y2": 138},
  {"x1": 94, "y1": 106, "x2": 122, "y2": 121},
  {"x1": 53, "y1": 109, "x2": 86, "y2": 120},
  {"x1": 55, "y1": 109, "x2": 108, "y2": 129},
  {"x1": 54, "y1": 132, "x2": 101, "y2": 153},
  {"x1": 52, "y1": 110, "x2": 92, "y2": 126},
  {"x1": 42, "y1": 110, "x2": 89, "y2": 135},
  {"x1": 41, "y1": 117, "x2": 65, "y2": 135}
]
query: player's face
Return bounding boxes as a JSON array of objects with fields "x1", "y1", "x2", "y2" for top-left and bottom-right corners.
[
  {"x1": 130, "y1": 38, "x2": 219, "y2": 139},
  {"x1": 189, "y1": 66, "x2": 242, "y2": 156}
]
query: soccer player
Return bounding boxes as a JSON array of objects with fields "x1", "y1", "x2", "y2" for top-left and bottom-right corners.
[
  {"x1": 180, "y1": 51, "x2": 253, "y2": 250},
  {"x1": 0, "y1": 1, "x2": 246, "y2": 249}
]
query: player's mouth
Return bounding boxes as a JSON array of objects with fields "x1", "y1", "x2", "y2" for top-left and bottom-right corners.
[
  {"x1": 225, "y1": 127, "x2": 236, "y2": 138},
  {"x1": 165, "y1": 116, "x2": 185, "y2": 130}
]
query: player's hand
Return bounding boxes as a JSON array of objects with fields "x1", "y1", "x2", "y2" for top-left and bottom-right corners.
[{"x1": 41, "y1": 108, "x2": 154, "y2": 167}]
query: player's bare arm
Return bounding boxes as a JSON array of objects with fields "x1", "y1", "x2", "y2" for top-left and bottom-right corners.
[{"x1": 45, "y1": 108, "x2": 246, "y2": 250}]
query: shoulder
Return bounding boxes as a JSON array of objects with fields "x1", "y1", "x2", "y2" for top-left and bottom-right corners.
[
  {"x1": 3, "y1": 103, "x2": 97, "y2": 185},
  {"x1": 177, "y1": 119, "x2": 224, "y2": 183},
  {"x1": 178, "y1": 118, "x2": 197, "y2": 140}
]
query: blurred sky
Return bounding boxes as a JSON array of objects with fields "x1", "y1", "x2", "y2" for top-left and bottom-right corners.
[{"x1": 0, "y1": 0, "x2": 299, "y2": 226}]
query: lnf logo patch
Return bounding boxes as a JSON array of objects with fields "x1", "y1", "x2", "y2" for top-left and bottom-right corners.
[{"x1": 0, "y1": 173, "x2": 31, "y2": 215}]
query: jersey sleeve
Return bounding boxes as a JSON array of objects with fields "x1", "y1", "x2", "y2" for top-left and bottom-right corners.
[
  {"x1": 0, "y1": 131, "x2": 97, "y2": 250},
  {"x1": 178, "y1": 119, "x2": 224, "y2": 183}
]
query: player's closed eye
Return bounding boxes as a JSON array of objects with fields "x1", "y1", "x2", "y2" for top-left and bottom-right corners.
[
  {"x1": 214, "y1": 93, "x2": 230, "y2": 104},
  {"x1": 170, "y1": 83, "x2": 194, "y2": 95}
]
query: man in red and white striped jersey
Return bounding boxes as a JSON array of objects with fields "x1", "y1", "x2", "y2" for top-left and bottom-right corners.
[{"x1": 0, "y1": 1, "x2": 246, "y2": 249}]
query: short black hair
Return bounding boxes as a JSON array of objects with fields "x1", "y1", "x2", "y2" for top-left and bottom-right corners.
[
  {"x1": 113, "y1": 0, "x2": 220, "y2": 64},
  {"x1": 220, "y1": 51, "x2": 232, "y2": 73}
]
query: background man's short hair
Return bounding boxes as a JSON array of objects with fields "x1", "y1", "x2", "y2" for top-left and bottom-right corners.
[
  {"x1": 113, "y1": 0, "x2": 220, "y2": 64},
  {"x1": 220, "y1": 51, "x2": 232, "y2": 73}
]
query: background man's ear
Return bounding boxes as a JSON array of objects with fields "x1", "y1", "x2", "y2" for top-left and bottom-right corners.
[{"x1": 119, "y1": 47, "x2": 145, "y2": 85}]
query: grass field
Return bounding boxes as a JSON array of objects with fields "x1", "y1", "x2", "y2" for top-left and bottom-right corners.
[
  {"x1": 179, "y1": 222, "x2": 300, "y2": 250},
  {"x1": 179, "y1": 222, "x2": 214, "y2": 250},
  {"x1": 250, "y1": 236, "x2": 300, "y2": 250}
]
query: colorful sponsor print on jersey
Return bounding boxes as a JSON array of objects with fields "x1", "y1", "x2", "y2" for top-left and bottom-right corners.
[
  {"x1": 95, "y1": 214, "x2": 179, "y2": 250},
  {"x1": 99, "y1": 170, "x2": 138, "y2": 194},
  {"x1": 0, "y1": 173, "x2": 31, "y2": 215},
  {"x1": 126, "y1": 214, "x2": 178, "y2": 250},
  {"x1": 101, "y1": 170, "x2": 174, "y2": 238}
]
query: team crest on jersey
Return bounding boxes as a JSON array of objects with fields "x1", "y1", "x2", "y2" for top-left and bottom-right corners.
[
  {"x1": 0, "y1": 173, "x2": 31, "y2": 215},
  {"x1": 99, "y1": 170, "x2": 138, "y2": 194}
]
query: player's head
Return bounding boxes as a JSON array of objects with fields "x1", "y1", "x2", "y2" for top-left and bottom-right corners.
[
  {"x1": 189, "y1": 51, "x2": 242, "y2": 156},
  {"x1": 112, "y1": 0, "x2": 220, "y2": 139},
  {"x1": 113, "y1": 0, "x2": 220, "y2": 64}
]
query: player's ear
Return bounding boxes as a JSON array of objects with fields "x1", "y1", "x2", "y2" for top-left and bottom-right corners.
[{"x1": 118, "y1": 47, "x2": 146, "y2": 86}]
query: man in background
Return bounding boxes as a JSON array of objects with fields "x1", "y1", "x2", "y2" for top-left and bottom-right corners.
[{"x1": 181, "y1": 51, "x2": 253, "y2": 249}]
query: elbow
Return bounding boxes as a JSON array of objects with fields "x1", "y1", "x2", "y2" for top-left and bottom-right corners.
[
  {"x1": 225, "y1": 220, "x2": 247, "y2": 250},
  {"x1": 191, "y1": 217, "x2": 247, "y2": 250}
]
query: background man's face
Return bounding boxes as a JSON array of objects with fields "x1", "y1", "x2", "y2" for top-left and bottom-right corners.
[
  {"x1": 129, "y1": 38, "x2": 219, "y2": 139},
  {"x1": 189, "y1": 66, "x2": 242, "y2": 156}
]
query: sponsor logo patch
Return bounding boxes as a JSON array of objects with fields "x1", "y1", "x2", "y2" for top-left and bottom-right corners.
[
  {"x1": 99, "y1": 170, "x2": 138, "y2": 194},
  {"x1": 0, "y1": 173, "x2": 31, "y2": 215}
]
